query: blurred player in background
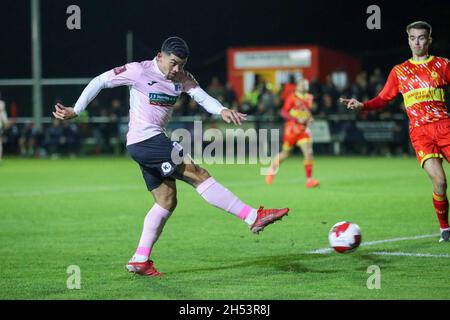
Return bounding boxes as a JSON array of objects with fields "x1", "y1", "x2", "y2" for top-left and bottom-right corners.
[
  {"x1": 266, "y1": 79, "x2": 320, "y2": 188},
  {"x1": 53, "y1": 36, "x2": 289, "y2": 277},
  {"x1": 340, "y1": 21, "x2": 450, "y2": 242},
  {"x1": 0, "y1": 94, "x2": 8, "y2": 163}
]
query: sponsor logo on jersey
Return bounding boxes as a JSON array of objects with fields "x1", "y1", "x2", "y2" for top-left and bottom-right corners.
[
  {"x1": 174, "y1": 83, "x2": 182, "y2": 92},
  {"x1": 148, "y1": 93, "x2": 178, "y2": 107},
  {"x1": 403, "y1": 87, "x2": 445, "y2": 108}
]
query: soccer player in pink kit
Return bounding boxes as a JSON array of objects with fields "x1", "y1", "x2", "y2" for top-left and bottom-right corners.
[{"x1": 53, "y1": 37, "x2": 289, "y2": 277}]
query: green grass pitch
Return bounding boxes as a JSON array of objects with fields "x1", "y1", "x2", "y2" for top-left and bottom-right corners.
[{"x1": 1, "y1": 156, "x2": 449, "y2": 299}]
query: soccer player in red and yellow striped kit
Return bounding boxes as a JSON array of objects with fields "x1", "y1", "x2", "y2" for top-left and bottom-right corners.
[
  {"x1": 340, "y1": 21, "x2": 450, "y2": 242},
  {"x1": 266, "y1": 79, "x2": 320, "y2": 188}
]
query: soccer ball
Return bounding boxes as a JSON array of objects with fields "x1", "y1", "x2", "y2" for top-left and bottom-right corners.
[{"x1": 328, "y1": 221, "x2": 362, "y2": 253}]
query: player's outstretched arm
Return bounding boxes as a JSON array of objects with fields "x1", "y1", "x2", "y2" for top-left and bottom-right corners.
[
  {"x1": 53, "y1": 103, "x2": 77, "y2": 120},
  {"x1": 53, "y1": 73, "x2": 111, "y2": 122},
  {"x1": 54, "y1": 63, "x2": 137, "y2": 121},
  {"x1": 340, "y1": 68, "x2": 398, "y2": 112},
  {"x1": 179, "y1": 70, "x2": 247, "y2": 125},
  {"x1": 339, "y1": 97, "x2": 364, "y2": 110}
]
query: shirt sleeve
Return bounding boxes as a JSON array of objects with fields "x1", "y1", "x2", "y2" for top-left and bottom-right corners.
[
  {"x1": 363, "y1": 96, "x2": 390, "y2": 110},
  {"x1": 378, "y1": 68, "x2": 399, "y2": 101},
  {"x1": 73, "y1": 63, "x2": 141, "y2": 115},
  {"x1": 187, "y1": 87, "x2": 226, "y2": 115},
  {"x1": 101, "y1": 62, "x2": 141, "y2": 88}
]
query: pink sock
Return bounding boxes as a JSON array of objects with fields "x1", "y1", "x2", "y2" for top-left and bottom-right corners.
[
  {"x1": 196, "y1": 177, "x2": 256, "y2": 221},
  {"x1": 135, "y1": 203, "x2": 172, "y2": 261}
]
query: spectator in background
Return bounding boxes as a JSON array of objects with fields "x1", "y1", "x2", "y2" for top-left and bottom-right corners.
[
  {"x1": 3, "y1": 120, "x2": 20, "y2": 155},
  {"x1": 207, "y1": 76, "x2": 225, "y2": 103},
  {"x1": 316, "y1": 93, "x2": 338, "y2": 117},
  {"x1": 241, "y1": 84, "x2": 260, "y2": 115},
  {"x1": 322, "y1": 74, "x2": 338, "y2": 101},
  {"x1": 62, "y1": 121, "x2": 81, "y2": 157},
  {"x1": 369, "y1": 68, "x2": 385, "y2": 95},
  {"x1": 0, "y1": 94, "x2": 8, "y2": 162},
  {"x1": 309, "y1": 77, "x2": 322, "y2": 101},
  {"x1": 223, "y1": 82, "x2": 238, "y2": 110},
  {"x1": 109, "y1": 99, "x2": 124, "y2": 154},
  {"x1": 19, "y1": 121, "x2": 40, "y2": 157},
  {"x1": 351, "y1": 71, "x2": 369, "y2": 101},
  {"x1": 88, "y1": 98, "x2": 102, "y2": 117},
  {"x1": 184, "y1": 97, "x2": 208, "y2": 119},
  {"x1": 45, "y1": 118, "x2": 65, "y2": 158},
  {"x1": 257, "y1": 81, "x2": 278, "y2": 117},
  {"x1": 172, "y1": 92, "x2": 189, "y2": 117},
  {"x1": 93, "y1": 107, "x2": 112, "y2": 154}
]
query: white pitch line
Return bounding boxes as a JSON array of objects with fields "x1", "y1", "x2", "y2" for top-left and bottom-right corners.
[
  {"x1": 306, "y1": 233, "x2": 441, "y2": 254},
  {"x1": 372, "y1": 251, "x2": 450, "y2": 258}
]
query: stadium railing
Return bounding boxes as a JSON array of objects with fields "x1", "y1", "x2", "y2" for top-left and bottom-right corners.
[{"x1": 7, "y1": 113, "x2": 412, "y2": 157}]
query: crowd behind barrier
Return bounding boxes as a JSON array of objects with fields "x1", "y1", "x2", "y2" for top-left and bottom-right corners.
[{"x1": 1, "y1": 68, "x2": 431, "y2": 158}]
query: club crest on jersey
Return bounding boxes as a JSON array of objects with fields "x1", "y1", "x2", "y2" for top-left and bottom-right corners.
[
  {"x1": 174, "y1": 83, "x2": 183, "y2": 92},
  {"x1": 148, "y1": 93, "x2": 178, "y2": 107},
  {"x1": 431, "y1": 71, "x2": 438, "y2": 80}
]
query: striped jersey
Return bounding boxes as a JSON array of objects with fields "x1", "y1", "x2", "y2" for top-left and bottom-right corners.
[{"x1": 378, "y1": 56, "x2": 450, "y2": 128}]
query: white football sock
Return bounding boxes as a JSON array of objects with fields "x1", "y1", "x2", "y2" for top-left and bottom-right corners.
[
  {"x1": 130, "y1": 254, "x2": 148, "y2": 263},
  {"x1": 245, "y1": 209, "x2": 258, "y2": 226}
]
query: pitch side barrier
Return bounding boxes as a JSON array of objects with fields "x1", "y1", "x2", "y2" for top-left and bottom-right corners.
[{"x1": 8, "y1": 114, "x2": 409, "y2": 156}]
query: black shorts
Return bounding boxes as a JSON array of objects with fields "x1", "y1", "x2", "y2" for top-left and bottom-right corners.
[{"x1": 127, "y1": 133, "x2": 184, "y2": 191}]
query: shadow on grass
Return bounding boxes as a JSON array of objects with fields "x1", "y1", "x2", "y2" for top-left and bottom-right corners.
[
  {"x1": 172, "y1": 253, "x2": 343, "y2": 274},
  {"x1": 171, "y1": 249, "x2": 397, "y2": 275}
]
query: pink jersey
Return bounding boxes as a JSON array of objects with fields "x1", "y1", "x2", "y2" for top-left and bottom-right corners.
[
  {"x1": 74, "y1": 58, "x2": 225, "y2": 145},
  {"x1": 100, "y1": 59, "x2": 185, "y2": 145}
]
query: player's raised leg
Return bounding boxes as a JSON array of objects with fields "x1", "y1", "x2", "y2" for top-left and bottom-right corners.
[
  {"x1": 175, "y1": 155, "x2": 289, "y2": 234},
  {"x1": 423, "y1": 158, "x2": 450, "y2": 242},
  {"x1": 127, "y1": 179, "x2": 177, "y2": 276},
  {"x1": 298, "y1": 140, "x2": 319, "y2": 188}
]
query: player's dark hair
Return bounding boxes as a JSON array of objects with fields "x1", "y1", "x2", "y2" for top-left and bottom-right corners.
[
  {"x1": 406, "y1": 21, "x2": 432, "y2": 36},
  {"x1": 161, "y1": 36, "x2": 190, "y2": 59}
]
